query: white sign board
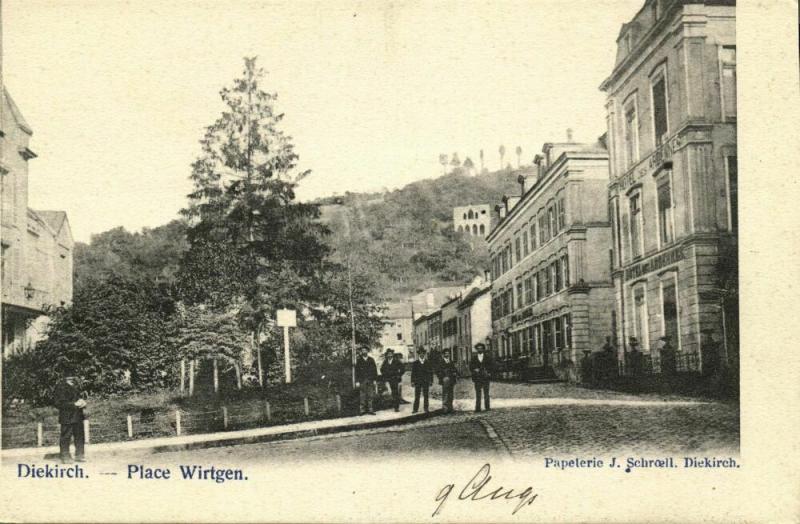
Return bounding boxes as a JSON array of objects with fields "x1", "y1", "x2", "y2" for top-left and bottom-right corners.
[{"x1": 276, "y1": 309, "x2": 297, "y2": 327}]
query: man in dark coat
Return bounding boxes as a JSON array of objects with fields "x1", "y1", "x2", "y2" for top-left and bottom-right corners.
[
  {"x1": 470, "y1": 343, "x2": 492, "y2": 412},
  {"x1": 437, "y1": 352, "x2": 458, "y2": 413},
  {"x1": 355, "y1": 347, "x2": 378, "y2": 415},
  {"x1": 380, "y1": 350, "x2": 405, "y2": 412},
  {"x1": 411, "y1": 348, "x2": 434, "y2": 413},
  {"x1": 53, "y1": 374, "x2": 87, "y2": 463}
]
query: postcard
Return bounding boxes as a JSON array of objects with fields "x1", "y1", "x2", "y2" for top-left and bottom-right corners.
[{"x1": 1, "y1": 0, "x2": 798, "y2": 522}]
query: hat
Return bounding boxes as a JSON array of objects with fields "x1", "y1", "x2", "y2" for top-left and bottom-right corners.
[{"x1": 474, "y1": 343, "x2": 486, "y2": 350}]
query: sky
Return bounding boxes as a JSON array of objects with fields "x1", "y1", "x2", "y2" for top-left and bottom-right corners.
[{"x1": 4, "y1": 0, "x2": 643, "y2": 242}]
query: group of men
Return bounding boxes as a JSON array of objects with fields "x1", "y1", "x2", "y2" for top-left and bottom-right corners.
[{"x1": 354, "y1": 342, "x2": 494, "y2": 416}]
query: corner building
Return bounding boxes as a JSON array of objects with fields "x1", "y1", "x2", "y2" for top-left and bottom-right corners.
[
  {"x1": 487, "y1": 140, "x2": 612, "y2": 382},
  {"x1": 600, "y1": 0, "x2": 737, "y2": 372}
]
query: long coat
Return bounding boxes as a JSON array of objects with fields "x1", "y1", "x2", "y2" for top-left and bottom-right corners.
[
  {"x1": 53, "y1": 378, "x2": 86, "y2": 425},
  {"x1": 469, "y1": 354, "x2": 493, "y2": 383},
  {"x1": 411, "y1": 359, "x2": 434, "y2": 387},
  {"x1": 437, "y1": 360, "x2": 458, "y2": 385},
  {"x1": 355, "y1": 356, "x2": 378, "y2": 383}
]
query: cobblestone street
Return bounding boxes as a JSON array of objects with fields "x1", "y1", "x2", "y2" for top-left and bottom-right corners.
[{"x1": 93, "y1": 380, "x2": 737, "y2": 466}]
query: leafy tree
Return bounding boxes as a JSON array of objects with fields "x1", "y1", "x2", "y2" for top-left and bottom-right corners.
[
  {"x1": 438, "y1": 153, "x2": 448, "y2": 175},
  {"x1": 463, "y1": 156, "x2": 475, "y2": 175},
  {"x1": 499, "y1": 145, "x2": 506, "y2": 170}
]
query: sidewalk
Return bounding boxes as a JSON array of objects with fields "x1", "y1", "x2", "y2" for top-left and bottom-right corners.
[{"x1": 1, "y1": 403, "x2": 441, "y2": 461}]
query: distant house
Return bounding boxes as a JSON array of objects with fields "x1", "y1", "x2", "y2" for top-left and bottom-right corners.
[
  {"x1": 453, "y1": 204, "x2": 491, "y2": 238},
  {"x1": 1, "y1": 88, "x2": 74, "y2": 357},
  {"x1": 375, "y1": 302, "x2": 414, "y2": 363}
]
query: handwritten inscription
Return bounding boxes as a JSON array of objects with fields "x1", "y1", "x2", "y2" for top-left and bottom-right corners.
[{"x1": 433, "y1": 463, "x2": 538, "y2": 517}]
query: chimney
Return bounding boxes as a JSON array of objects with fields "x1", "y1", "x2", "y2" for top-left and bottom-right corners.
[
  {"x1": 495, "y1": 204, "x2": 506, "y2": 219},
  {"x1": 483, "y1": 269, "x2": 491, "y2": 282},
  {"x1": 517, "y1": 174, "x2": 526, "y2": 195},
  {"x1": 533, "y1": 154, "x2": 544, "y2": 179},
  {"x1": 566, "y1": 128, "x2": 574, "y2": 142},
  {"x1": 426, "y1": 292, "x2": 434, "y2": 309},
  {"x1": 503, "y1": 195, "x2": 520, "y2": 213}
]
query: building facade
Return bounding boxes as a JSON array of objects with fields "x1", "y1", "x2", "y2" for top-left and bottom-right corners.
[
  {"x1": 376, "y1": 302, "x2": 414, "y2": 362},
  {"x1": 487, "y1": 139, "x2": 613, "y2": 381},
  {"x1": 440, "y1": 294, "x2": 460, "y2": 360},
  {"x1": 456, "y1": 281, "x2": 491, "y2": 376},
  {"x1": 600, "y1": 0, "x2": 737, "y2": 374},
  {"x1": 1, "y1": 88, "x2": 74, "y2": 358},
  {"x1": 453, "y1": 204, "x2": 491, "y2": 237}
]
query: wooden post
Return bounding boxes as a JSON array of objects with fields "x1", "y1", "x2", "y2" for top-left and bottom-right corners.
[
  {"x1": 283, "y1": 325, "x2": 291, "y2": 383},
  {"x1": 180, "y1": 359, "x2": 186, "y2": 395},
  {"x1": 127, "y1": 415, "x2": 133, "y2": 438},
  {"x1": 235, "y1": 362, "x2": 242, "y2": 390},
  {"x1": 222, "y1": 406, "x2": 229, "y2": 429},
  {"x1": 255, "y1": 333, "x2": 264, "y2": 388},
  {"x1": 303, "y1": 397, "x2": 310, "y2": 416},
  {"x1": 265, "y1": 401, "x2": 271, "y2": 421},
  {"x1": 213, "y1": 358, "x2": 219, "y2": 394},
  {"x1": 83, "y1": 419, "x2": 90, "y2": 444},
  {"x1": 36, "y1": 423, "x2": 43, "y2": 447},
  {"x1": 175, "y1": 410, "x2": 182, "y2": 436},
  {"x1": 336, "y1": 394, "x2": 342, "y2": 413},
  {"x1": 188, "y1": 360, "x2": 195, "y2": 396}
]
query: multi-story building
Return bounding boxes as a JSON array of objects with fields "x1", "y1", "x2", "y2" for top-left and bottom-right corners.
[
  {"x1": 456, "y1": 278, "x2": 491, "y2": 375},
  {"x1": 487, "y1": 138, "x2": 613, "y2": 381},
  {"x1": 440, "y1": 294, "x2": 460, "y2": 360},
  {"x1": 453, "y1": 204, "x2": 491, "y2": 237},
  {"x1": 600, "y1": 0, "x2": 737, "y2": 374},
  {"x1": 1, "y1": 87, "x2": 74, "y2": 357},
  {"x1": 376, "y1": 302, "x2": 414, "y2": 362}
]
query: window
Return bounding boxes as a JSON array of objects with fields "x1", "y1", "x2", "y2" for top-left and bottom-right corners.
[
  {"x1": 522, "y1": 230, "x2": 529, "y2": 256},
  {"x1": 515, "y1": 236, "x2": 522, "y2": 262},
  {"x1": 506, "y1": 245, "x2": 512, "y2": 269},
  {"x1": 661, "y1": 276, "x2": 679, "y2": 350},
  {"x1": 397, "y1": 333, "x2": 402, "y2": 341},
  {"x1": 633, "y1": 285, "x2": 649, "y2": 350},
  {"x1": 629, "y1": 193, "x2": 643, "y2": 259},
  {"x1": 657, "y1": 177, "x2": 674, "y2": 245},
  {"x1": 529, "y1": 222, "x2": 537, "y2": 250},
  {"x1": 538, "y1": 214, "x2": 547, "y2": 244},
  {"x1": 524, "y1": 275, "x2": 532, "y2": 304},
  {"x1": 544, "y1": 267, "x2": 552, "y2": 296},
  {"x1": 533, "y1": 271, "x2": 541, "y2": 302},
  {"x1": 726, "y1": 156, "x2": 738, "y2": 230},
  {"x1": 479, "y1": 224, "x2": 485, "y2": 235},
  {"x1": 561, "y1": 254, "x2": 570, "y2": 287},
  {"x1": 548, "y1": 206, "x2": 557, "y2": 238},
  {"x1": 516, "y1": 281, "x2": 524, "y2": 309},
  {"x1": 557, "y1": 197, "x2": 566, "y2": 230},
  {"x1": 651, "y1": 66, "x2": 669, "y2": 145},
  {"x1": 623, "y1": 95, "x2": 639, "y2": 167},
  {"x1": 721, "y1": 47, "x2": 736, "y2": 119},
  {"x1": 563, "y1": 314, "x2": 572, "y2": 348},
  {"x1": 553, "y1": 260, "x2": 562, "y2": 292},
  {"x1": 553, "y1": 318, "x2": 563, "y2": 351}
]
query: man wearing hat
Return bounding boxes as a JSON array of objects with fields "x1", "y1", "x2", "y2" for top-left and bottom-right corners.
[
  {"x1": 380, "y1": 349, "x2": 405, "y2": 412},
  {"x1": 53, "y1": 373, "x2": 88, "y2": 463},
  {"x1": 411, "y1": 348, "x2": 434, "y2": 413},
  {"x1": 469, "y1": 343, "x2": 493, "y2": 412},
  {"x1": 355, "y1": 346, "x2": 378, "y2": 415},
  {"x1": 437, "y1": 351, "x2": 459, "y2": 413}
]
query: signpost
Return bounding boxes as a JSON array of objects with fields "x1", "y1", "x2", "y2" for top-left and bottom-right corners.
[{"x1": 276, "y1": 309, "x2": 297, "y2": 383}]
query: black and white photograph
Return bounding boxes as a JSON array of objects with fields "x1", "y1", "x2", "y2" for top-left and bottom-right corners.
[{"x1": 0, "y1": 0, "x2": 798, "y2": 522}]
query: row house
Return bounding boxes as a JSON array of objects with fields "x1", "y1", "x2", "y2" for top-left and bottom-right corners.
[
  {"x1": 600, "y1": 0, "x2": 737, "y2": 374},
  {"x1": 487, "y1": 137, "x2": 613, "y2": 381},
  {"x1": 1, "y1": 87, "x2": 74, "y2": 357}
]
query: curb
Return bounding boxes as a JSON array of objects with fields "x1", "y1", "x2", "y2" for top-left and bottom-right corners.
[{"x1": 149, "y1": 409, "x2": 442, "y2": 454}]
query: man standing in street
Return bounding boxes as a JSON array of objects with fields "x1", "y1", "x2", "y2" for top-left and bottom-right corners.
[
  {"x1": 355, "y1": 346, "x2": 378, "y2": 415},
  {"x1": 437, "y1": 351, "x2": 458, "y2": 413},
  {"x1": 470, "y1": 343, "x2": 492, "y2": 412},
  {"x1": 380, "y1": 349, "x2": 405, "y2": 412},
  {"x1": 53, "y1": 373, "x2": 87, "y2": 463},
  {"x1": 411, "y1": 348, "x2": 433, "y2": 413}
]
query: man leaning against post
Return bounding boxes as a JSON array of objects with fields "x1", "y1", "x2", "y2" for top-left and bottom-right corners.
[
  {"x1": 411, "y1": 348, "x2": 434, "y2": 413},
  {"x1": 355, "y1": 347, "x2": 378, "y2": 415},
  {"x1": 470, "y1": 343, "x2": 492, "y2": 413},
  {"x1": 53, "y1": 372, "x2": 88, "y2": 463}
]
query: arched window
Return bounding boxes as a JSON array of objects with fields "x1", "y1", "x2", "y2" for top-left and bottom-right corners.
[
  {"x1": 472, "y1": 225, "x2": 478, "y2": 235},
  {"x1": 468, "y1": 210, "x2": 474, "y2": 219},
  {"x1": 457, "y1": 225, "x2": 463, "y2": 233},
  {"x1": 479, "y1": 224, "x2": 485, "y2": 235}
]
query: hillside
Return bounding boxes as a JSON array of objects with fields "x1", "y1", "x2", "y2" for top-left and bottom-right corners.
[{"x1": 315, "y1": 167, "x2": 530, "y2": 301}]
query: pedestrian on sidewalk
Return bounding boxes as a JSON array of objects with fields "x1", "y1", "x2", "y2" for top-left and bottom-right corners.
[
  {"x1": 470, "y1": 343, "x2": 492, "y2": 412},
  {"x1": 437, "y1": 352, "x2": 458, "y2": 413},
  {"x1": 395, "y1": 354, "x2": 411, "y2": 404},
  {"x1": 355, "y1": 347, "x2": 378, "y2": 415},
  {"x1": 380, "y1": 349, "x2": 405, "y2": 412},
  {"x1": 411, "y1": 348, "x2": 433, "y2": 413},
  {"x1": 53, "y1": 372, "x2": 88, "y2": 463}
]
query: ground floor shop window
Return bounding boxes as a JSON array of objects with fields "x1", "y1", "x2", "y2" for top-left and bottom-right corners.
[
  {"x1": 633, "y1": 284, "x2": 649, "y2": 350},
  {"x1": 661, "y1": 275, "x2": 680, "y2": 349}
]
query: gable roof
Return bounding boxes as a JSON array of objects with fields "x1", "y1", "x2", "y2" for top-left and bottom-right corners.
[
  {"x1": 33, "y1": 210, "x2": 68, "y2": 235},
  {"x1": 4, "y1": 88, "x2": 33, "y2": 135}
]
